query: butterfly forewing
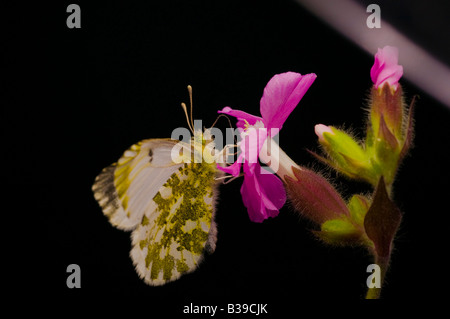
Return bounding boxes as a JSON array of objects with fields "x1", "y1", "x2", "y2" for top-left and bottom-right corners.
[{"x1": 92, "y1": 139, "x2": 182, "y2": 230}]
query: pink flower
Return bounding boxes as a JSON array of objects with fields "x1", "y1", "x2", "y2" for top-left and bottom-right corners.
[
  {"x1": 218, "y1": 72, "x2": 316, "y2": 222},
  {"x1": 370, "y1": 46, "x2": 403, "y2": 90}
]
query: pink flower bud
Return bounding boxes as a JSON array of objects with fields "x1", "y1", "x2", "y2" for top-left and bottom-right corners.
[
  {"x1": 314, "y1": 124, "x2": 334, "y2": 142},
  {"x1": 370, "y1": 46, "x2": 403, "y2": 90}
]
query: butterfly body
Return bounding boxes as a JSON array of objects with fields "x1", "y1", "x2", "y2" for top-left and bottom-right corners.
[{"x1": 93, "y1": 133, "x2": 222, "y2": 285}]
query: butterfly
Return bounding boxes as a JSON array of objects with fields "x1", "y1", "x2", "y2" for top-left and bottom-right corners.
[{"x1": 92, "y1": 86, "x2": 225, "y2": 285}]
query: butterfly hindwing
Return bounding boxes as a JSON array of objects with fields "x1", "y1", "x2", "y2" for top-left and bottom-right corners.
[{"x1": 130, "y1": 160, "x2": 220, "y2": 285}]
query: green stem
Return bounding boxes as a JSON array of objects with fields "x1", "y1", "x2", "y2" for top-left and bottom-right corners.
[{"x1": 365, "y1": 254, "x2": 390, "y2": 299}]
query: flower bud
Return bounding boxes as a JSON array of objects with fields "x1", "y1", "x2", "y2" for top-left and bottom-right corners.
[
  {"x1": 370, "y1": 46, "x2": 403, "y2": 91},
  {"x1": 313, "y1": 46, "x2": 414, "y2": 190},
  {"x1": 286, "y1": 167, "x2": 374, "y2": 246},
  {"x1": 285, "y1": 167, "x2": 350, "y2": 224},
  {"x1": 369, "y1": 84, "x2": 404, "y2": 144},
  {"x1": 317, "y1": 217, "x2": 363, "y2": 245},
  {"x1": 368, "y1": 45, "x2": 406, "y2": 153},
  {"x1": 314, "y1": 124, "x2": 334, "y2": 143},
  {"x1": 313, "y1": 125, "x2": 378, "y2": 185},
  {"x1": 366, "y1": 58, "x2": 414, "y2": 187}
]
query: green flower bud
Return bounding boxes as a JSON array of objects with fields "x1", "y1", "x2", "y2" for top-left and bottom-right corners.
[{"x1": 314, "y1": 125, "x2": 378, "y2": 185}]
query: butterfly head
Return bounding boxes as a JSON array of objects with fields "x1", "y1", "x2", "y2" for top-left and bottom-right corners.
[{"x1": 177, "y1": 85, "x2": 223, "y2": 165}]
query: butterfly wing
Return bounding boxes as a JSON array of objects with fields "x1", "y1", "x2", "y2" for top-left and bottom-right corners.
[
  {"x1": 92, "y1": 139, "x2": 183, "y2": 230},
  {"x1": 130, "y1": 160, "x2": 220, "y2": 285},
  {"x1": 93, "y1": 138, "x2": 221, "y2": 285}
]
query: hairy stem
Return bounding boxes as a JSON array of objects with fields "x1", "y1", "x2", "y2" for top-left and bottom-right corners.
[{"x1": 366, "y1": 254, "x2": 390, "y2": 299}]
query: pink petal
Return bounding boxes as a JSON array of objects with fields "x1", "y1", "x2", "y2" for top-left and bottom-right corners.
[
  {"x1": 370, "y1": 46, "x2": 403, "y2": 89},
  {"x1": 239, "y1": 127, "x2": 268, "y2": 165},
  {"x1": 240, "y1": 170, "x2": 265, "y2": 222},
  {"x1": 260, "y1": 72, "x2": 316, "y2": 133},
  {"x1": 258, "y1": 168, "x2": 286, "y2": 211},
  {"x1": 217, "y1": 154, "x2": 243, "y2": 177},
  {"x1": 218, "y1": 107, "x2": 263, "y2": 129},
  {"x1": 240, "y1": 162, "x2": 286, "y2": 222}
]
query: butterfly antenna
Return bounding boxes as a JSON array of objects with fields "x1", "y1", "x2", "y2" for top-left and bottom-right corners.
[
  {"x1": 187, "y1": 85, "x2": 194, "y2": 131},
  {"x1": 181, "y1": 102, "x2": 194, "y2": 133}
]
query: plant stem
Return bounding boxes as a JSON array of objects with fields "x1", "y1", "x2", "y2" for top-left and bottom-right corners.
[{"x1": 365, "y1": 254, "x2": 390, "y2": 299}]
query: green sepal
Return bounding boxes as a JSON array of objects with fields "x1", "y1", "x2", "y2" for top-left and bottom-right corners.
[
  {"x1": 377, "y1": 114, "x2": 399, "y2": 151},
  {"x1": 322, "y1": 127, "x2": 367, "y2": 164},
  {"x1": 316, "y1": 217, "x2": 363, "y2": 246},
  {"x1": 399, "y1": 98, "x2": 415, "y2": 162},
  {"x1": 319, "y1": 127, "x2": 383, "y2": 184},
  {"x1": 338, "y1": 152, "x2": 379, "y2": 185},
  {"x1": 369, "y1": 84, "x2": 404, "y2": 141},
  {"x1": 347, "y1": 194, "x2": 370, "y2": 227}
]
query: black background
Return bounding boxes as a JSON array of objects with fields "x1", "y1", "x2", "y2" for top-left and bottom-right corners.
[{"x1": 6, "y1": 0, "x2": 450, "y2": 313}]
